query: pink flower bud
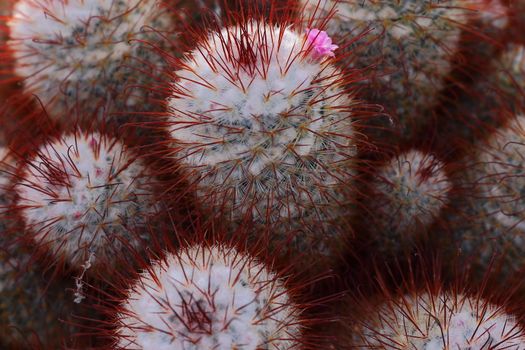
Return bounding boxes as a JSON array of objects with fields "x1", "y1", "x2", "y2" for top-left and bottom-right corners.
[{"x1": 305, "y1": 28, "x2": 338, "y2": 60}]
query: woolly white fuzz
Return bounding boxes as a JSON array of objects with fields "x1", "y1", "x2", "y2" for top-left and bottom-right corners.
[
  {"x1": 7, "y1": 0, "x2": 170, "y2": 116},
  {"x1": 15, "y1": 131, "x2": 157, "y2": 268},
  {"x1": 168, "y1": 21, "x2": 356, "y2": 230},
  {"x1": 371, "y1": 150, "x2": 451, "y2": 236},
  {"x1": 115, "y1": 245, "x2": 301, "y2": 350},
  {"x1": 358, "y1": 292, "x2": 525, "y2": 349}
]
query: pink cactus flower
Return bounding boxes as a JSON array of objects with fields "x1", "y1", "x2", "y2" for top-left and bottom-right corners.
[{"x1": 305, "y1": 28, "x2": 338, "y2": 60}]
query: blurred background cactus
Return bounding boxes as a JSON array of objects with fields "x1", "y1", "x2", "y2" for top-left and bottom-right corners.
[{"x1": 4, "y1": 0, "x2": 175, "y2": 123}]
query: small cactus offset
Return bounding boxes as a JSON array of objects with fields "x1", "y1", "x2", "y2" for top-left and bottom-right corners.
[
  {"x1": 111, "y1": 243, "x2": 304, "y2": 350},
  {"x1": 4, "y1": 0, "x2": 173, "y2": 120},
  {"x1": 364, "y1": 149, "x2": 451, "y2": 252},
  {"x1": 14, "y1": 130, "x2": 160, "y2": 270},
  {"x1": 166, "y1": 18, "x2": 362, "y2": 254}
]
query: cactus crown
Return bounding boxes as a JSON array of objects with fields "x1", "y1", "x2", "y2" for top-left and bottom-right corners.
[
  {"x1": 168, "y1": 19, "x2": 358, "y2": 227},
  {"x1": 15, "y1": 130, "x2": 157, "y2": 268},
  {"x1": 114, "y1": 244, "x2": 302, "y2": 350}
]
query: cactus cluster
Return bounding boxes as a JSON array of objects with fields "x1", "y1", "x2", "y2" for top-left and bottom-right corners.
[{"x1": 0, "y1": 0, "x2": 524, "y2": 348}]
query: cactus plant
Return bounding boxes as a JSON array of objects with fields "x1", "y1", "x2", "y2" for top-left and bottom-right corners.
[
  {"x1": 14, "y1": 130, "x2": 160, "y2": 271},
  {"x1": 352, "y1": 290, "x2": 525, "y2": 349},
  {"x1": 337, "y1": 252, "x2": 525, "y2": 350},
  {"x1": 112, "y1": 243, "x2": 304, "y2": 350},
  {"x1": 166, "y1": 19, "x2": 362, "y2": 255},
  {"x1": 364, "y1": 149, "x2": 451, "y2": 253},
  {"x1": 5, "y1": 0, "x2": 173, "y2": 121}
]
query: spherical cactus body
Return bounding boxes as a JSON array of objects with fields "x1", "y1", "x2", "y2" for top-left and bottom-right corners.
[
  {"x1": 111, "y1": 243, "x2": 304, "y2": 350},
  {"x1": 5, "y1": 0, "x2": 173, "y2": 121},
  {"x1": 166, "y1": 18, "x2": 361, "y2": 257},
  {"x1": 335, "y1": 252, "x2": 525, "y2": 350},
  {"x1": 364, "y1": 149, "x2": 451, "y2": 253},
  {"x1": 14, "y1": 130, "x2": 160, "y2": 271}
]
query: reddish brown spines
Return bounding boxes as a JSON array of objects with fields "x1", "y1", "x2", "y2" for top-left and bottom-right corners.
[
  {"x1": 144, "y1": 1, "x2": 377, "y2": 267},
  {"x1": 503, "y1": 0, "x2": 525, "y2": 45},
  {"x1": 331, "y1": 252, "x2": 525, "y2": 349},
  {"x1": 0, "y1": 0, "x2": 179, "y2": 131},
  {"x1": 81, "y1": 221, "x2": 337, "y2": 350}
]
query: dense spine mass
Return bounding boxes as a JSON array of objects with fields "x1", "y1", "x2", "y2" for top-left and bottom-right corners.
[
  {"x1": 167, "y1": 20, "x2": 360, "y2": 254},
  {"x1": 6, "y1": 0, "x2": 172, "y2": 120},
  {"x1": 113, "y1": 244, "x2": 302, "y2": 350},
  {"x1": 365, "y1": 150, "x2": 451, "y2": 252},
  {"x1": 353, "y1": 291, "x2": 525, "y2": 349},
  {"x1": 15, "y1": 130, "x2": 159, "y2": 270}
]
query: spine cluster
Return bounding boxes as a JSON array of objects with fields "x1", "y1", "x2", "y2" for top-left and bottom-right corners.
[
  {"x1": 6, "y1": 0, "x2": 172, "y2": 120},
  {"x1": 15, "y1": 130, "x2": 158, "y2": 270},
  {"x1": 113, "y1": 244, "x2": 302, "y2": 350},
  {"x1": 168, "y1": 20, "x2": 359, "y2": 254}
]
